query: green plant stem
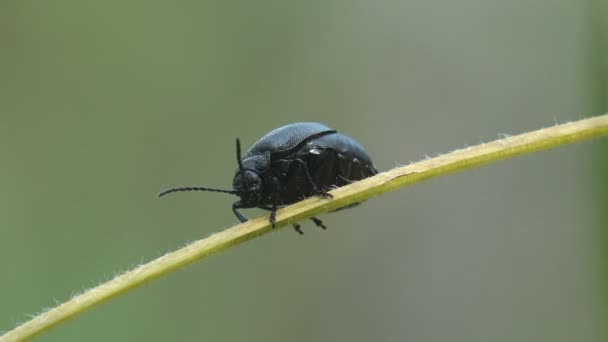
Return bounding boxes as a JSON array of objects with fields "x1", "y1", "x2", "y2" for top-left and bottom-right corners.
[{"x1": 2, "y1": 114, "x2": 608, "y2": 342}]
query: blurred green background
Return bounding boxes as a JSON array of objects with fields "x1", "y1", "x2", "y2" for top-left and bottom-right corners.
[{"x1": 1, "y1": 1, "x2": 607, "y2": 341}]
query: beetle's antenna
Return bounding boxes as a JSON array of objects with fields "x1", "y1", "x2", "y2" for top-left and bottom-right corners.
[
  {"x1": 236, "y1": 138, "x2": 244, "y2": 171},
  {"x1": 158, "y1": 186, "x2": 238, "y2": 197}
]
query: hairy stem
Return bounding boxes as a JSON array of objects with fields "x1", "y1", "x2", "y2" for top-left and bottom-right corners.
[{"x1": 2, "y1": 114, "x2": 608, "y2": 342}]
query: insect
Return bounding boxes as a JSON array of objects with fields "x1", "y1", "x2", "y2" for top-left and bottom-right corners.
[{"x1": 159, "y1": 122, "x2": 378, "y2": 234}]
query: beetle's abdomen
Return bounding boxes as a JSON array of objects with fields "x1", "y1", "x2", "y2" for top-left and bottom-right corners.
[
  {"x1": 277, "y1": 132, "x2": 377, "y2": 205},
  {"x1": 306, "y1": 133, "x2": 377, "y2": 186}
]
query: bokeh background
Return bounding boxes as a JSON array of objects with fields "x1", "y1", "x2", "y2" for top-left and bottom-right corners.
[{"x1": 1, "y1": 1, "x2": 607, "y2": 341}]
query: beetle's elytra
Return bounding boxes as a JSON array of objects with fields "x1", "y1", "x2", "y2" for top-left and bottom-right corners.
[{"x1": 159, "y1": 122, "x2": 378, "y2": 234}]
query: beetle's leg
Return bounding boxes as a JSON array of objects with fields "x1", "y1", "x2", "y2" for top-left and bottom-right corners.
[
  {"x1": 269, "y1": 202, "x2": 278, "y2": 228},
  {"x1": 292, "y1": 158, "x2": 334, "y2": 199},
  {"x1": 232, "y1": 201, "x2": 248, "y2": 223},
  {"x1": 310, "y1": 217, "x2": 327, "y2": 230},
  {"x1": 322, "y1": 148, "x2": 353, "y2": 184},
  {"x1": 259, "y1": 205, "x2": 303, "y2": 234},
  {"x1": 267, "y1": 176, "x2": 283, "y2": 228}
]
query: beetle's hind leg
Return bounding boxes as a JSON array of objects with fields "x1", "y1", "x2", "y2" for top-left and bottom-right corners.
[
  {"x1": 291, "y1": 158, "x2": 334, "y2": 199},
  {"x1": 321, "y1": 147, "x2": 354, "y2": 185},
  {"x1": 314, "y1": 189, "x2": 334, "y2": 199}
]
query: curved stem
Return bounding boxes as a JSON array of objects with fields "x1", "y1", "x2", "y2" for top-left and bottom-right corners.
[{"x1": 2, "y1": 114, "x2": 608, "y2": 342}]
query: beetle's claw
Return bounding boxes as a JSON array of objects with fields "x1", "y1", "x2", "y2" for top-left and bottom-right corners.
[
  {"x1": 316, "y1": 191, "x2": 334, "y2": 199},
  {"x1": 292, "y1": 223, "x2": 303, "y2": 235},
  {"x1": 310, "y1": 217, "x2": 327, "y2": 230}
]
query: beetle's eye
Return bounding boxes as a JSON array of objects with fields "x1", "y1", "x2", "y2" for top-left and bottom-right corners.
[
  {"x1": 245, "y1": 173, "x2": 261, "y2": 188},
  {"x1": 234, "y1": 170, "x2": 261, "y2": 192}
]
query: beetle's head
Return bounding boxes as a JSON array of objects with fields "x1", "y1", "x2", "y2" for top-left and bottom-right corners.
[
  {"x1": 231, "y1": 138, "x2": 265, "y2": 206},
  {"x1": 232, "y1": 169, "x2": 262, "y2": 205}
]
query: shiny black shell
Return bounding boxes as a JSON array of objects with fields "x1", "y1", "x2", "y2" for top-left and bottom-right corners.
[
  {"x1": 237, "y1": 122, "x2": 377, "y2": 206},
  {"x1": 245, "y1": 122, "x2": 336, "y2": 157}
]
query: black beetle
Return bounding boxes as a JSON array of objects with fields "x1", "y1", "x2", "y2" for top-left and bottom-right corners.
[{"x1": 159, "y1": 122, "x2": 378, "y2": 234}]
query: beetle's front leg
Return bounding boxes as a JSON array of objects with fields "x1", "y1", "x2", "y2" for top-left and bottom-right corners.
[
  {"x1": 269, "y1": 202, "x2": 277, "y2": 228},
  {"x1": 232, "y1": 201, "x2": 248, "y2": 223},
  {"x1": 268, "y1": 176, "x2": 282, "y2": 228},
  {"x1": 259, "y1": 205, "x2": 302, "y2": 234}
]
